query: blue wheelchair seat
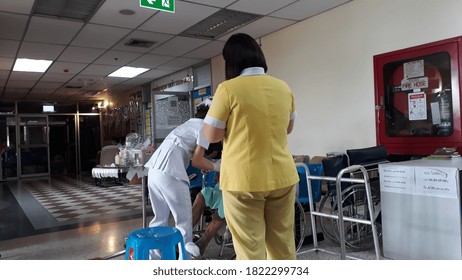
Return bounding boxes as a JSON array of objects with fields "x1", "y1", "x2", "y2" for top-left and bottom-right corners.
[
  {"x1": 296, "y1": 163, "x2": 323, "y2": 203},
  {"x1": 186, "y1": 162, "x2": 216, "y2": 189}
]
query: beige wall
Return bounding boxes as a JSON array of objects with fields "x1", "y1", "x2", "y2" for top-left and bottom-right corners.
[{"x1": 211, "y1": 0, "x2": 462, "y2": 157}]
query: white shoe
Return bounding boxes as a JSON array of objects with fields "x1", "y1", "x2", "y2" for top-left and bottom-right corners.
[{"x1": 185, "y1": 242, "x2": 202, "y2": 259}]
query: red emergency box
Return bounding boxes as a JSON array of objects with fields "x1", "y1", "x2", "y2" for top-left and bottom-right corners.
[{"x1": 374, "y1": 36, "x2": 462, "y2": 157}]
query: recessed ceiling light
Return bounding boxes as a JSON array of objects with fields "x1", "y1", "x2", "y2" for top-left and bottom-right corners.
[
  {"x1": 119, "y1": 9, "x2": 135, "y2": 15},
  {"x1": 108, "y1": 66, "x2": 149, "y2": 78},
  {"x1": 13, "y1": 58, "x2": 53, "y2": 73}
]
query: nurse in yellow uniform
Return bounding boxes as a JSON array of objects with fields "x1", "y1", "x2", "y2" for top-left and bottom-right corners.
[{"x1": 203, "y1": 33, "x2": 299, "y2": 260}]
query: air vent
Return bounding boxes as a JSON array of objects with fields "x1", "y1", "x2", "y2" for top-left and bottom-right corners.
[
  {"x1": 33, "y1": 0, "x2": 104, "y2": 21},
  {"x1": 179, "y1": 9, "x2": 263, "y2": 39},
  {"x1": 125, "y1": 39, "x2": 156, "y2": 48},
  {"x1": 65, "y1": 85, "x2": 83, "y2": 89}
]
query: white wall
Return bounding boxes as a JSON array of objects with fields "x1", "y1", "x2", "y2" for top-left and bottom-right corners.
[{"x1": 211, "y1": 0, "x2": 462, "y2": 157}]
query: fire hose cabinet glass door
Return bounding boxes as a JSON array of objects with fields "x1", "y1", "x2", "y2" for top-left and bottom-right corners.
[{"x1": 374, "y1": 36, "x2": 462, "y2": 156}]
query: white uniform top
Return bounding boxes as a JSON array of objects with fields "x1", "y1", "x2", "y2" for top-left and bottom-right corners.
[{"x1": 144, "y1": 118, "x2": 210, "y2": 182}]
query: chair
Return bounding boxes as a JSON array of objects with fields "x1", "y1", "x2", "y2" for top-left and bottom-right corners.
[
  {"x1": 125, "y1": 226, "x2": 187, "y2": 260},
  {"x1": 294, "y1": 163, "x2": 324, "y2": 251}
]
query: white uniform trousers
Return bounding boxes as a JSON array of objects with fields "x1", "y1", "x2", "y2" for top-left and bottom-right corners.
[{"x1": 147, "y1": 169, "x2": 193, "y2": 260}]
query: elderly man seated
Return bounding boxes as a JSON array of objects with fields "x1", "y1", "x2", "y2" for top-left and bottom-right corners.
[{"x1": 191, "y1": 174, "x2": 226, "y2": 258}]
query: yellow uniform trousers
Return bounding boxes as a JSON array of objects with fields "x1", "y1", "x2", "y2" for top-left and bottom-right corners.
[{"x1": 222, "y1": 185, "x2": 296, "y2": 260}]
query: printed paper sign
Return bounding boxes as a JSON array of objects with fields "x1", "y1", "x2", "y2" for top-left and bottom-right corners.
[
  {"x1": 415, "y1": 167, "x2": 458, "y2": 199},
  {"x1": 379, "y1": 165, "x2": 415, "y2": 194},
  {"x1": 408, "y1": 92, "x2": 427, "y2": 120},
  {"x1": 404, "y1": 59, "x2": 424, "y2": 79}
]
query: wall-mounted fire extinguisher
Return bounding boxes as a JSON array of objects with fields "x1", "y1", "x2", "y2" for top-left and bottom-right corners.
[{"x1": 437, "y1": 88, "x2": 452, "y2": 136}]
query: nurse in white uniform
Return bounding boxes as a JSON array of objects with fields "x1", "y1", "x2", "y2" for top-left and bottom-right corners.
[{"x1": 144, "y1": 99, "x2": 220, "y2": 259}]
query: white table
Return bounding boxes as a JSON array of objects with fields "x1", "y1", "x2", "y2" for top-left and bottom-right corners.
[{"x1": 379, "y1": 158, "x2": 462, "y2": 259}]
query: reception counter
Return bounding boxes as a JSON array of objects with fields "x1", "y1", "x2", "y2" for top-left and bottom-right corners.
[{"x1": 379, "y1": 158, "x2": 462, "y2": 259}]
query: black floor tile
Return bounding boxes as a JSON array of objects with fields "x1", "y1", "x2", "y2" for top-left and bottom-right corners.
[{"x1": 0, "y1": 182, "x2": 35, "y2": 241}]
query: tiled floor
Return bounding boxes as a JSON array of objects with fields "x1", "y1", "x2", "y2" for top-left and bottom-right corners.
[{"x1": 0, "y1": 176, "x2": 382, "y2": 260}]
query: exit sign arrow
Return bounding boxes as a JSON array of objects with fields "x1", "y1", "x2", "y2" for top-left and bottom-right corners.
[{"x1": 140, "y1": 0, "x2": 175, "y2": 13}]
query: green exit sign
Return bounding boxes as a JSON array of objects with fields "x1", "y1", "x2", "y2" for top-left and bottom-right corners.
[{"x1": 140, "y1": 0, "x2": 175, "y2": 13}]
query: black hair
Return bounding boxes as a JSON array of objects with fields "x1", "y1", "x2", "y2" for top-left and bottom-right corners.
[
  {"x1": 222, "y1": 33, "x2": 268, "y2": 80},
  {"x1": 194, "y1": 104, "x2": 209, "y2": 119}
]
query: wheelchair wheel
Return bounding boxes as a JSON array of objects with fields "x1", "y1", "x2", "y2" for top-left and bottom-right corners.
[
  {"x1": 294, "y1": 201, "x2": 306, "y2": 252},
  {"x1": 330, "y1": 185, "x2": 381, "y2": 251},
  {"x1": 213, "y1": 201, "x2": 306, "y2": 253},
  {"x1": 318, "y1": 193, "x2": 340, "y2": 244}
]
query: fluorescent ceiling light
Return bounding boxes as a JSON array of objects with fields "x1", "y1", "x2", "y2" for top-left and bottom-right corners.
[
  {"x1": 108, "y1": 66, "x2": 149, "y2": 78},
  {"x1": 13, "y1": 58, "x2": 53, "y2": 73}
]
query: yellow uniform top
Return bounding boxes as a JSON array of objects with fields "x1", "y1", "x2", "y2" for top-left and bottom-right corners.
[{"x1": 205, "y1": 67, "x2": 299, "y2": 192}]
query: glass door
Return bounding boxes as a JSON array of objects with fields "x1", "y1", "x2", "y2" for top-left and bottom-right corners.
[
  {"x1": 18, "y1": 115, "x2": 49, "y2": 177},
  {"x1": 78, "y1": 115, "x2": 101, "y2": 174},
  {"x1": 49, "y1": 115, "x2": 77, "y2": 175},
  {"x1": 0, "y1": 115, "x2": 17, "y2": 180}
]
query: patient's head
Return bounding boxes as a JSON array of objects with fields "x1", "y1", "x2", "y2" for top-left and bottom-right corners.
[{"x1": 194, "y1": 97, "x2": 213, "y2": 119}]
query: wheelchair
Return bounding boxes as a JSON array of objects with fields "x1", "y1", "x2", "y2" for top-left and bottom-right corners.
[
  {"x1": 318, "y1": 146, "x2": 388, "y2": 251},
  {"x1": 191, "y1": 163, "x2": 323, "y2": 258}
]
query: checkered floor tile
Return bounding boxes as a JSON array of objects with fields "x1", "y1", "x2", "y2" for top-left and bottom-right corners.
[{"x1": 22, "y1": 176, "x2": 143, "y2": 222}]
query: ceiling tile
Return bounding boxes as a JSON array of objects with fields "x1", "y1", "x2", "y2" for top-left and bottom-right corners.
[
  {"x1": 81, "y1": 82, "x2": 110, "y2": 91},
  {"x1": 0, "y1": 58, "x2": 14, "y2": 71},
  {"x1": 270, "y1": 0, "x2": 351, "y2": 20},
  {"x1": 80, "y1": 64, "x2": 119, "y2": 76},
  {"x1": 137, "y1": 69, "x2": 175, "y2": 79},
  {"x1": 58, "y1": 46, "x2": 106, "y2": 63},
  {"x1": 47, "y1": 62, "x2": 88, "y2": 74},
  {"x1": 128, "y1": 54, "x2": 174, "y2": 68},
  {"x1": 0, "y1": 12, "x2": 28, "y2": 40},
  {"x1": 119, "y1": 77, "x2": 153, "y2": 86},
  {"x1": 33, "y1": 81, "x2": 63, "y2": 90},
  {"x1": 2, "y1": 91, "x2": 29, "y2": 99},
  {"x1": 90, "y1": 0, "x2": 157, "y2": 28},
  {"x1": 40, "y1": 72, "x2": 73, "y2": 83},
  {"x1": 24, "y1": 16, "x2": 84, "y2": 44},
  {"x1": 139, "y1": 1, "x2": 219, "y2": 35},
  {"x1": 0, "y1": 39, "x2": 20, "y2": 57},
  {"x1": 109, "y1": 84, "x2": 136, "y2": 92},
  {"x1": 8, "y1": 71, "x2": 42, "y2": 81},
  {"x1": 157, "y1": 57, "x2": 203, "y2": 71},
  {"x1": 94, "y1": 50, "x2": 143, "y2": 66},
  {"x1": 185, "y1": 0, "x2": 236, "y2": 8},
  {"x1": 17, "y1": 42, "x2": 66, "y2": 60},
  {"x1": 6, "y1": 78, "x2": 37, "y2": 87},
  {"x1": 71, "y1": 23, "x2": 132, "y2": 49},
  {"x1": 68, "y1": 75, "x2": 102, "y2": 86},
  {"x1": 0, "y1": 0, "x2": 34, "y2": 14},
  {"x1": 105, "y1": 77, "x2": 131, "y2": 86},
  {"x1": 151, "y1": 36, "x2": 210, "y2": 56},
  {"x1": 184, "y1": 41, "x2": 226, "y2": 59},
  {"x1": 27, "y1": 91, "x2": 54, "y2": 99},
  {"x1": 228, "y1": 0, "x2": 298, "y2": 15},
  {"x1": 0, "y1": 70, "x2": 9, "y2": 80}
]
